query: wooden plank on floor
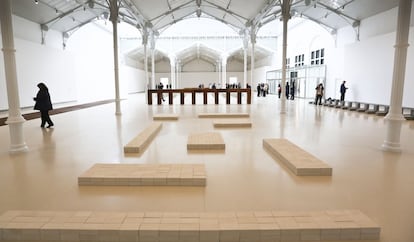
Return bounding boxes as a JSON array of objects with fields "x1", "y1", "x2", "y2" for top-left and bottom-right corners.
[
  {"x1": 213, "y1": 119, "x2": 252, "y2": 128},
  {"x1": 263, "y1": 138, "x2": 332, "y2": 176},
  {"x1": 78, "y1": 163, "x2": 206, "y2": 186},
  {"x1": 153, "y1": 113, "x2": 179, "y2": 120},
  {"x1": 123, "y1": 122, "x2": 162, "y2": 153},
  {"x1": 198, "y1": 113, "x2": 250, "y2": 118},
  {"x1": 187, "y1": 132, "x2": 225, "y2": 150},
  {"x1": 0, "y1": 209, "x2": 380, "y2": 241}
]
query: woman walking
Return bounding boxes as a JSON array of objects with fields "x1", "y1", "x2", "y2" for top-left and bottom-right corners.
[{"x1": 34, "y1": 82, "x2": 54, "y2": 128}]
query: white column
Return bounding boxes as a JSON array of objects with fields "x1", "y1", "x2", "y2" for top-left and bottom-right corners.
[
  {"x1": 280, "y1": 0, "x2": 290, "y2": 114},
  {"x1": 109, "y1": 0, "x2": 121, "y2": 115},
  {"x1": 221, "y1": 55, "x2": 227, "y2": 87},
  {"x1": 250, "y1": 33, "x2": 256, "y2": 89},
  {"x1": 169, "y1": 56, "x2": 176, "y2": 88},
  {"x1": 0, "y1": 0, "x2": 28, "y2": 153},
  {"x1": 142, "y1": 31, "x2": 149, "y2": 86},
  {"x1": 176, "y1": 61, "x2": 181, "y2": 89},
  {"x1": 217, "y1": 60, "x2": 221, "y2": 85},
  {"x1": 142, "y1": 30, "x2": 149, "y2": 103},
  {"x1": 382, "y1": 0, "x2": 412, "y2": 152},
  {"x1": 243, "y1": 35, "x2": 248, "y2": 88},
  {"x1": 150, "y1": 31, "x2": 156, "y2": 89}
]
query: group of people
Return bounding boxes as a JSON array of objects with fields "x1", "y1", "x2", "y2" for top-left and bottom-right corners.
[
  {"x1": 277, "y1": 82, "x2": 296, "y2": 100},
  {"x1": 197, "y1": 83, "x2": 249, "y2": 89},
  {"x1": 257, "y1": 83, "x2": 269, "y2": 97},
  {"x1": 156, "y1": 82, "x2": 172, "y2": 89},
  {"x1": 314, "y1": 80, "x2": 348, "y2": 105}
]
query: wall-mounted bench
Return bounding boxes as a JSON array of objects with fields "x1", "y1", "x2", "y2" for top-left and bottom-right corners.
[
  {"x1": 309, "y1": 100, "x2": 414, "y2": 120},
  {"x1": 335, "y1": 101, "x2": 344, "y2": 108},
  {"x1": 341, "y1": 101, "x2": 352, "y2": 110},
  {"x1": 365, "y1": 104, "x2": 379, "y2": 114},
  {"x1": 349, "y1": 102, "x2": 361, "y2": 111},
  {"x1": 123, "y1": 122, "x2": 162, "y2": 153},
  {"x1": 329, "y1": 99, "x2": 339, "y2": 107},
  {"x1": 0, "y1": 209, "x2": 380, "y2": 242},
  {"x1": 263, "y1": 138, "x2": 332, "y2": 176},
  {"x1": 403, "y1": 107, "x2": 414, "y2": 120},
  {"x1": 376, "y1": 105, "x2": 389, "y2": 116},
  {"x1": 357, "y1": 103, "x2": 369, "y2": 112}
]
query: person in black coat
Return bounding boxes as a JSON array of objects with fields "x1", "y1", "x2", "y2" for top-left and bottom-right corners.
[
  {"x1": 34, "y1": 82, "x2": 54, "y2": 128},
  {"x1": 340, "y1": 80, "x2": 348, "y2": 102}
]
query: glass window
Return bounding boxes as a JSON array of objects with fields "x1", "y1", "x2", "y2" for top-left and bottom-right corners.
[{"x1": 310, "y1": 48, "x2": 324, "y2": 66}]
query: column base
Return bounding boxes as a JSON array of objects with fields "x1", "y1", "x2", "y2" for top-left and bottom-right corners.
[
  {"x1": 9, "y1": 143, "x2": 28, "y2": 154},
  {"x1": 5, "y1": 115, "x2": 28, "y2": 154},
  {"x1": 382, "y1": 113, "x2": 404, "y2": 153},
  {"x1": 381, "y1": 141, "x2": 402, "y2": 153}
]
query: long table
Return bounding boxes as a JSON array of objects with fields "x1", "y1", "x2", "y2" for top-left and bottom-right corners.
[{"x1": 147, "y1": 88, "x2": 251, "y2": 105}]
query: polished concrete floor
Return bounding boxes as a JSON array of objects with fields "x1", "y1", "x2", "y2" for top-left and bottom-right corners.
[{"x1": 0, "y1": 93, "x2": 413, "y2": 242}]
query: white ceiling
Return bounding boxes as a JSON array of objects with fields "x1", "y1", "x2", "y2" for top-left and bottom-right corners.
[
  {"x1": 11, "y1": 0, "x2": 400, "y2": 36},
  {"x1": 10, "y1": 0, "x2": 400, "y2": 66}
]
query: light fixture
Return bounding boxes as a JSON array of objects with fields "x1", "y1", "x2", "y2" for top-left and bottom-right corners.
[{"x1": 34, "y1": 0, "x2": 39, "y2": 4}]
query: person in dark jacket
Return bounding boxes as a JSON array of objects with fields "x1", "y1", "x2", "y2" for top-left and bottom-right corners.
[
  {"x1": 34, "y1": 82, "x2": 54, "y2": 128},
  {"x1": 340, "y1": 80, "x2": 348, "y2": 102}
]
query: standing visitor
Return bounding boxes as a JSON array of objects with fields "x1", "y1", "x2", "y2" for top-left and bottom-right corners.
[
  {"x1": 315, "y1": 83, "x2": 324, "y2": 105},
  {"x1": 340, "y1": 80, "x2": 348, "y2": 102},
  {"x1": 278, "y1": 84, "x2": 281, "y2": 98},
  {"x1": 33, "y1": 82, "x2": 54, "y2": 128}
]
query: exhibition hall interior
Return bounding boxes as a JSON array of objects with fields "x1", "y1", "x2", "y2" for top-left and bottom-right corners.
[{"x1": 0, "y1": 0, "x2": 414, "y2": 241}]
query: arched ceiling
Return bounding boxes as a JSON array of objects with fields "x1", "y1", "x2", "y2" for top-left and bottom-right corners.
[
  {"x1": 9, "y1": 0, "x2": 401, "y2": 66},
  {"x1": 9, "y1": 0, "x2": 403, "y2": 73},
  {"x1": 175, "y1": 43, "x2": 221, "y2": 65},
  {"x1": 11, "y1": 0, "x2": 400, "y2": 38},
  {"x1": 125, "y1": 41, "x2": 274, "y2": 67}
]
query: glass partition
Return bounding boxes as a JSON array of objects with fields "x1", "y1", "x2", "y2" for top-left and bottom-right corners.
[{"x1": 266, "y1": 65, "x2": 326, "y2": 99}]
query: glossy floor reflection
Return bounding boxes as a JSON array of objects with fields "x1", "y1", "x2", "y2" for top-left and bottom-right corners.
[{"x1": 0, "y1": 93, "x2": 413, "y2": 242}]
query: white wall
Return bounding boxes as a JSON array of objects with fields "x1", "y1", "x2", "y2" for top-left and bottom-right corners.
[
  {"x1": 337, "y1": 3, "x2": 414, "y2": 107},
  {"x1": 270, "y1": 19, "x2": 337, "y2": 97},
  {"x1": 121, "y1": 65, "x2": 146, "y2": 94},
  {"x1": 251, "y1": 66, "x2": 272, "y2": 87},
  {"x1": 0, "y1": 15, "x2": 77, "y2": 110},
  {"x1": 343, "y1": 27, "x2": 414, "y2": 106},
  {"x1": 0, "y1": 15, "x2": 146, "y2": 111},
  {"x1": 263, "y1": 2, "x2": 414, "y2": 107}
]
